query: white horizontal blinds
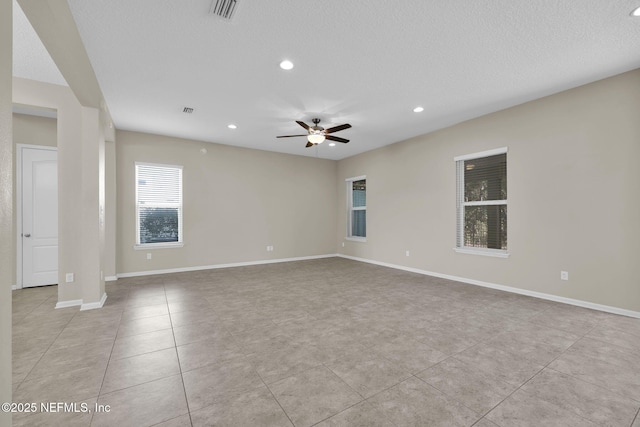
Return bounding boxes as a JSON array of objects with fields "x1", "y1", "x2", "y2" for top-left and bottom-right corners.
[
  {"x1": 456, "y1": 161, "x2": 465, "y2": 247},
  {"x1": 136, "y1": 163, "x2": 183, "y2": 245},
  {"x1": 351, "y1": 179, "x2": 366, "y2": 237},
  {"x1": 457, "y1": 152, "x2": 507, "y2": 250}
]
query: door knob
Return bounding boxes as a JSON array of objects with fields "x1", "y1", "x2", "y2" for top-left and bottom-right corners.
[{"x1": 23, "y1": 233, "x2": 31, "y2": 238}]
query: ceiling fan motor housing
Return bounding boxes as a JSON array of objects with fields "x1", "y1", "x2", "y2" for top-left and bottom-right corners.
[{"x1": 311, "y1": 118, "x2": 324, "y2": 132}]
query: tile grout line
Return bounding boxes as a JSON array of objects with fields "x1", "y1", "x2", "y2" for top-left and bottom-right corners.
[
  {"x1": 92, "y1": 285, "x2": 186, "y2": 424},
  {"x1": 410, "y1": 372, "x2": 485, "y2": 420},
  {"x1": 90, "y1": 289, "x2": 127, "y2": 426},
  {"x1": 255, "y1": 370, "x2": 297, "y2": 427},
  {"x1": 545, "y1": 365, "x2": 640, "y2": 406},
  {"x1": 412, "y1": 321, "x2": 586, "y2": 424},
  {"x1": 631, "y1": 407, "x2": 639, "y2": 427},
  {"x1": 465, "y1": 329, "x2": 607, "y2": 425},
  {"x1": 315, "y1": 359, "x2": 414, "y2": 427},
  {"x1": 540, "y1": 325, "x2": 640, "y2": 405},
  {"x1": 470, "y1": 308, "x2": 611, "y2": 420},
  {"x1": 14, "y1": 301, "x2": 78, "y2": 394},
  {"x1": 165, "y1": 284, "x2": 195, "y2": 427},
  {"x1": 10, "y1": 291, "x2": 78, "y2": 424}
]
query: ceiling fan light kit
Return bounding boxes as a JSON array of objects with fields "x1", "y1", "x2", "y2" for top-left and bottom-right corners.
[
  {"x1": 308, "y1": 133, "x2": 325, "y2": 144},
  {"x1": 277, "y1": 118, "x2": 351, "y2": 148}
]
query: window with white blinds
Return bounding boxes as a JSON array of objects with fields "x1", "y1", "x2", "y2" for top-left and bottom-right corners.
[
  {"x1": 346, "y1": 176, "x2": 366, "y2": 241},
  {"x1": 455, "y1": 148, "x2": 507, "y2": 257},
  {"x1": 135, "y1": 162, "x2": 183, "y2": 247}
]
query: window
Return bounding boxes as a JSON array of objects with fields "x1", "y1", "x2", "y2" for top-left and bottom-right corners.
[
  {"x1": 135, "y1": 162, "x2": 183, "y2": 248},
  {"x1": 455, "y1": 148, "x2": 507, "y2": 257},
  {"x1": 347, "y1": 176, "x2": 366, "y2": 240}
]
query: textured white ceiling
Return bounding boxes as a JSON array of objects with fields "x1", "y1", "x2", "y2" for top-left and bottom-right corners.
[{"x1": 15, "y1": 0, "x2": 640, "y2": 160}]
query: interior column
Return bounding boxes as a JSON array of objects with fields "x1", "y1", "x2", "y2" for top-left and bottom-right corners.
[{"x1": 0, "y1": 0, "x2": 14, "y2": 423}]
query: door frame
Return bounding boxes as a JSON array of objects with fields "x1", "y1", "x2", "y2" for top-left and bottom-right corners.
[{"x1": 16, "y1": 144, "x2": 58, "y2": 290}]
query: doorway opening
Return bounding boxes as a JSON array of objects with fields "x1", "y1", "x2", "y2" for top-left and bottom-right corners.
[{"x1": 14, "y1": 105, "x2": 58, "y2": 289}]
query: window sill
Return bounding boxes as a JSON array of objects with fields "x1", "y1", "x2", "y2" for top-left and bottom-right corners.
[
  {"x1": 346, "y1": 237, "x2": 367, "y2": 243},
  {"x1": 453, "y1": 247, "x2": 509, "y2": 258},
  {"x1": 134, "y1": 243, "x2": 184, "y2": 250}
]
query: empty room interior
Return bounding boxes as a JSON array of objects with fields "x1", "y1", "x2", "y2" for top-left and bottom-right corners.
[{"x1": 2, "y1": 1, "x2": 640, "y2": 426}]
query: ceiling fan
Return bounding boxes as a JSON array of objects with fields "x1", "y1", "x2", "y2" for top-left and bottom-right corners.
[{"x1": 277, "y1": 118, "x2": 351, "y2": 148}]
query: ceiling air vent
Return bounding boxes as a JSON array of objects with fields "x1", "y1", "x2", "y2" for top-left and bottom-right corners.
[
  {"x1": 183, "y1": 107, "x2": 194, "y2": 114},
  {"x1": 209, "y1": 0, "x2": 238, "y2": 21}
]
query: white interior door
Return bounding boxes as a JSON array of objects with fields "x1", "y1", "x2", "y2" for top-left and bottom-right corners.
[{"x1": 21, "y1": 147, "x2": 58, "y2": 288}]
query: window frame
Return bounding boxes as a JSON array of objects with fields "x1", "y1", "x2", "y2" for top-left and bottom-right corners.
[
  {"x1": 346, "y1": 175, "x2": 367, "y2": 242},
  {"x1": 134, "y1": 161, "x2": 184, "y2": 250},
  {"x1": 454, "y1": 148, "x2": 508, "y2": 258}
]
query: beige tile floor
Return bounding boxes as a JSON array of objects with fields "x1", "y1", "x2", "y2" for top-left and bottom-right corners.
[{"x1": 10, "y1": 258, "x2": 640, "y2": 426}]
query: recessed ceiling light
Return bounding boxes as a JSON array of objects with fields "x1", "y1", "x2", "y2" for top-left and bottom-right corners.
[
  {"x1": 227, "y1": 124, "x2": 237, "y2": 129},
  {"x1": 631, "y1": 6, "x2": 640, "y2": 16},
  {"x1": 413, "y1": 106, "x2": 424, "y2": 113},
  {"x1": 329, "y1": 143, "x2": 336, "y2": 147},
  {"x1": 279, "y1": 60, "x2": 294, "y2": 70}
]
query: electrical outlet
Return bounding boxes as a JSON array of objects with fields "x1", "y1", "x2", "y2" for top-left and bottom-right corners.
[
  {"x1": 406, "y1": 250, "x2": 410, "y2": 257},
  {"x1": 147, "y1": 253, "x2": 152, "y2": 260},
  {"x1": 266, "y1": 246, "x2": 274, "y2": 252},
  {"x1": 560, "y1": 271, "x2": 569, "y2": 281},
  {"x1": 65, "y1": 273, "x2": 74, "y2": 283}
]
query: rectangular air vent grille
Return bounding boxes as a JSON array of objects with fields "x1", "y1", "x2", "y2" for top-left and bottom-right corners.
[
  {"x1": 182, "y1": 107, "x2": 194, "y2": 114},
  {"x1": 209, "y1": 0, "x2": 238, "y2": 20}
]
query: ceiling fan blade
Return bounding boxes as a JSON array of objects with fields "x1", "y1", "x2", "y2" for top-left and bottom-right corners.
[
  {"x1": 276, "y1": 135, "x2": 308, "y2": 138},
  {"x1": 296, "y1": 120, "x2": 310, "y2": 131},
  {"x1": 305, "y1": 141, "x2": 314, "y2": 148},
  {"x1": 326, "y1": 135, "x2": 349, "y2": 144},
  {"x1": 325, "y1": 123, "x2": 351, "y2": 134}
]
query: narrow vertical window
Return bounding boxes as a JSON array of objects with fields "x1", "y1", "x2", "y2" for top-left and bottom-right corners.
[
  {"x1": 135, "y1": 162, "x2": 183, "y2": 248},
  {"x1": 455, "y1": 148, "x2": 507, "y2": 257},
  {"x1": 347, "y1": 176, "x2": 366, "y2": 240}
]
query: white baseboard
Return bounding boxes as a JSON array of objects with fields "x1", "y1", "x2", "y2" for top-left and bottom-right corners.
[
  {"x1": 104, "y1": 276, "x2": 118, "y2": 282},
  {"x1": 55, "y1": 299, "x2": 83, "y2": 309},
  {"x1": 116, "y1": 254, "x2": 338, "y2": 279},
  {"x1": 338, "y1": 254, "x2": 640, "y2": 319},
  {"x1": 80, "y1": 293, "x2": 107, "y2": 311},
  {"x1": 11, "y1": 285, "x2": 17, "y2": 291}
]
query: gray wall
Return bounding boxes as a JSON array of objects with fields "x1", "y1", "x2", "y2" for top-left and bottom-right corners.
[
  {"x1": 13, "y1": 113, "x2": 57, "y2": 146},
  {"x1": 116, "y1": 130, "x2": 338, "y2": 274},
  {"x1": 337, "y1": 69, "x2": 640, "y2": 313}
]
